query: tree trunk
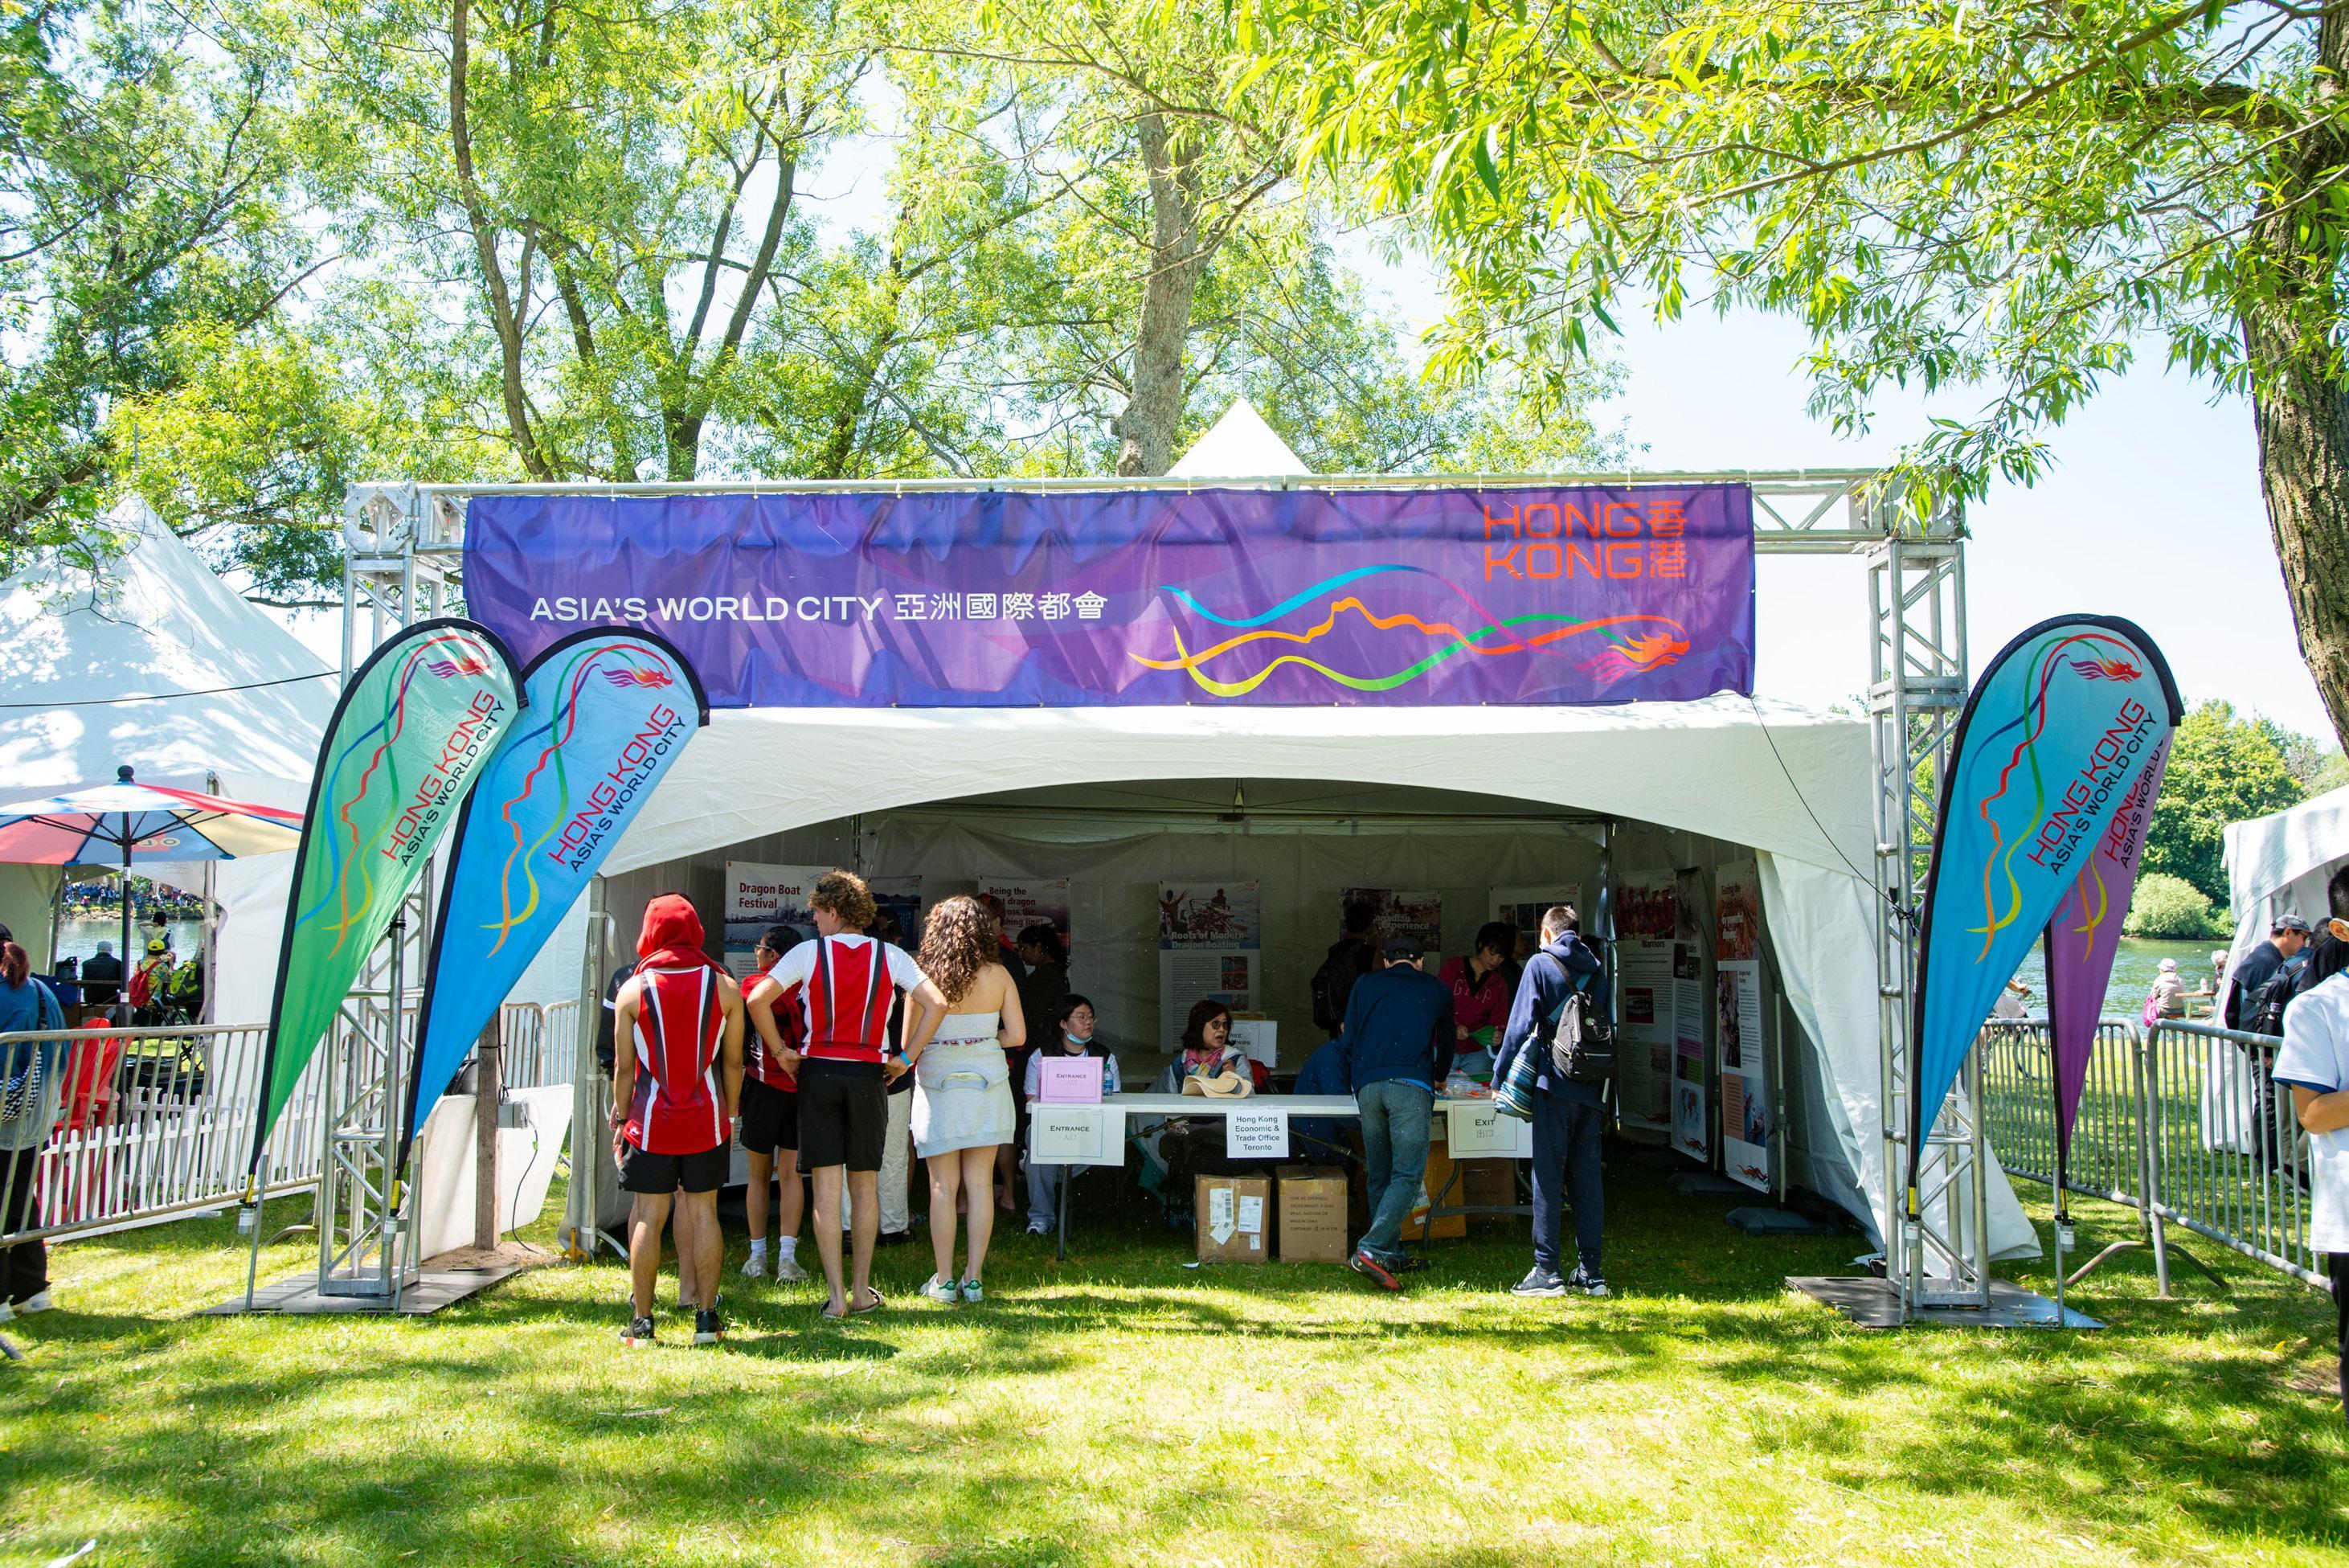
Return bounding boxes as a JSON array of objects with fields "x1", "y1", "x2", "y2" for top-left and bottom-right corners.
[
  {"x1": 1114, "y1": 113, "x2": 1205, "y2": 477},
  {"x1": 449, "y1": 0, "x2": 552, "y2": 479},
  {"x1": 2243, "y1": 13, "x2": 2349, "y2": 751}
]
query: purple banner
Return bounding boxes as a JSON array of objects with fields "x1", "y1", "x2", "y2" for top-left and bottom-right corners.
[
  {"x1": 462, "y1": 485, "x2": 1754, "y2": 707},
  {"x1": 2042, "y1": 736, "x2": 2170, "y2": 1161}
]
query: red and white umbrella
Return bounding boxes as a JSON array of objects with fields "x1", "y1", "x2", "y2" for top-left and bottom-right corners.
[{"x1": 0, "y1": 765, "x2": 303, "y2": 995}]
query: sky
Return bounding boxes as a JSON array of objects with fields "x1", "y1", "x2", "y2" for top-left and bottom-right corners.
[{"x1": 280, "y1": 129, "x2": 2337, "y2": 744}]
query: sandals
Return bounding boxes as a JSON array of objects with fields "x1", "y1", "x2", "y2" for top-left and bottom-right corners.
[{"x1": 821, "y1": 1287, "x2": 887, "y2": 1320}]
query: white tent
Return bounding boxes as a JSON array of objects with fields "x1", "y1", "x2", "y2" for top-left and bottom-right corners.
[
  {"x1": 2223, "y1": 783, "x2": 2349, "y2": 972},
  {"x1": 583, "y1": 697, "x2": 2037, "y2": 1257},
  {"x1": 1169, "y1": 397, "x2": 1312, "y2": 479},
  {"x1": 0, "y1": 502, "x2": 335, "y2": 986}
]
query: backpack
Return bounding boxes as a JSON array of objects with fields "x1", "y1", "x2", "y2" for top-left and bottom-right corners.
[
  {"x1": 126, "y1": 962, "x2": 156, "y2": 1010},
  {"x1": 2248, "y1": 966, "x2": 2301, "y2": 1037},
  {"x1": 1311, "y1": 938, "x2": 1371, "y2": 1033},
  {"x1": 1543, "y1": 953, "x2": 1617, "y2": 1086}
]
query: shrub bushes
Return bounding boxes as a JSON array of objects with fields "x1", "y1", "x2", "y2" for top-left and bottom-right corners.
[{"x1": 2124, "y1": 873, "x2": 2226, "y2": 940}]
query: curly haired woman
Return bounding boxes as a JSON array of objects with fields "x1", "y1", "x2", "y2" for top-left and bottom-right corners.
[{"x1": 909, "y1": 895, "x2": 1026, "y2": 1304}]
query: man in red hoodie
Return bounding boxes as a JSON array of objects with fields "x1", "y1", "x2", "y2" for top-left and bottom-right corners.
[{"x1": 611, "y1": 894, "x2": 744, "y2": 1347}]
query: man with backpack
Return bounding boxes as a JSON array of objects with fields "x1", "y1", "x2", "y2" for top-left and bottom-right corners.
[
  {"x1": 1494, "y1": 905, "x2": 1612, "y2": 1299},
  {"x1": 2228, "y1": 915, "x2": 2311, "y2": 1034},
  {"x1": 1312, "y1": 901, "x2": 1379, "y2": 1041}
]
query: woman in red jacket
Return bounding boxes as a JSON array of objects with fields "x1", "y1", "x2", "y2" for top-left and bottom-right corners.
[{"x1": 1438, "y1": 921, "x2": 1521, "y2": 1084}]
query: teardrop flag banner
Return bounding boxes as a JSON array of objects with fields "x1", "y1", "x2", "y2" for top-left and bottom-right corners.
[
  {"x1": 2042, "y1": 735, "x2": 2170, "y2": 1166},
  {"x1": 401, "y1": 627, "x2": 709, "y2": 1167},
  {"x1": 1910, "y1": 614, "x2": 2181, "y2": 1195},
  {"x1": 248, "y1": 619, "x2": 522, "y2": 1174}
]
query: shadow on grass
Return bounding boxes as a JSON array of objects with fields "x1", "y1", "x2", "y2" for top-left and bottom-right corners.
[{"x1": 4, "y1": 1162, "x2": 2347, "y2": 1566}]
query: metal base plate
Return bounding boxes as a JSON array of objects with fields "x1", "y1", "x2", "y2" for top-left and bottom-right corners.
[
  {"x1": 1788, "y1": 1274, "x2": 2103, "y2": 1329},
  {"x1": 202, "y1": 1263, "x2": 531, "y2": 1317}
]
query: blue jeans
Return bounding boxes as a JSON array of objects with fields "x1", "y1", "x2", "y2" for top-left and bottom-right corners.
[
  {"x1": 1532, "y1": 1083, "x2": 1605, "y2": 1274},
  {"x1": 1356, "y1": 1079, "x2": 1433, "y2": 1263}
]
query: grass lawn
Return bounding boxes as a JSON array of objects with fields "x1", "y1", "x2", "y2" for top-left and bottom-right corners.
[{"x1": 3, "y1": 1157, "x2": 2347, "y2": 1567}]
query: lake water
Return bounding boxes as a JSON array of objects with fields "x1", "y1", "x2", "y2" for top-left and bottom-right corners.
[
  {"x1": 2006, "y1": 935, "x2": 2224, "y2": 1021},
  {"x1": 54, "y1": 914, "x2": 209, "y2": 966}
]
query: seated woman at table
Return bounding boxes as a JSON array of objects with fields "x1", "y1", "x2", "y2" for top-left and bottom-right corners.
[
  {"x1": 1148, "y1": 1001, "x2": 1258, "y2": 1193},
  {"x1": 1022, "y1": 995, "x2": 1121, "y2": 1235},
  {"x1": 1148, "y1": 1000, "x2": 1246, "y2": 1095}
]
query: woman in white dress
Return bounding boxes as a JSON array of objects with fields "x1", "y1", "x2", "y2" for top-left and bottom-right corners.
[{"x1": 909, "y1": 895, "x2": 1027, "y2": 1303}]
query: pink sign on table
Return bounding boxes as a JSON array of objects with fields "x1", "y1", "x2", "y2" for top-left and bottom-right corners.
[{"x1": 1038, "y1": 1055, "x2": 1104, "y2": 1104}]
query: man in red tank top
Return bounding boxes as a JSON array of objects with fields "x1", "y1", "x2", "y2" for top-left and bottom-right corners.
[
  {"x1": 759, "y1": 870, "x2": 946, "y2": 1319},
  {"x1": 610, "y1": 893, "x2": 744, "y2": 1346}
]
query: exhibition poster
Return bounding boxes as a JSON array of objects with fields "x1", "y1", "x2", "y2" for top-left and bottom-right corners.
[
  {"x1": 1614, "y1": 870, "x2": 1678, "y2": 1137},
  {"x1": 1489, "y1": 885, "x2": 1581, "y2": 967},
  {"x1": 1717, "y1": 858, "x2": 1771, "y2": 1192},
  {"x1": 722, "y1": 862, "x2": 830, "y2": 973},
  {"x1": 1672, "y1": 865, "x2": 1713, "y2": 1164},
  {"x1": 1344, "y1": 887, "x2": 1443, "y2": 958},
  {"x1": 1159, "y1": 882, "x2": 1260, "y2": 1046},
  {"x1": 870, "y1": 876, "x2": 923, "y2": 946},
  {"x1": 980, "y1": 878, "x2": 1071, "y2": 954}
]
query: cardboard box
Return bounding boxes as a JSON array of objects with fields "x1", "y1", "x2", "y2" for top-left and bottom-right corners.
[
  {"x1": 1405, "y1": 1123, "x2": 1467, "y2": 1242},
  {"x1": 1275, "y1": 1165, "x2": 1348, "y2": 1263},
  {"x1": 1196, "y1": 1174, "x2": 1271, "y2": 1263}
]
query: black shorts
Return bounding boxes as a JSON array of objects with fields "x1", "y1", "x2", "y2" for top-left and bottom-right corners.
[
  {"x1": 797, "y1": 1058, "x2": 886, "y2": 1173},
  {"x1": 737, "y1": 1077, "x2": 800, "y2": 1154},
  {"x1": 617, "y1": 1141, "x2": 730, "y2": 1195}
]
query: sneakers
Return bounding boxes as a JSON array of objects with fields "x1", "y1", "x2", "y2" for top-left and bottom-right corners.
[
  {"x1": 1349, "y1": 1248, "x2": 1402, "y2": 1292},
  {"x1": 620, "y1": 1315, "x2": 657, "y2": 1347},
  {"x1": 739, "y1": 1253, "x2": 769, "y2": 1279},
  {"x1": 1565, "y1": 1265, "x2": 1610, "y2": 1298},
  {"x1": 878, "y1": 1229, "x2": 915, "y2": 1247},
  {"x1": 1510, "y1": 1267, "x2": 1569, "y2": 1297},
  {"x1": 772, "y1": 1253, "x2": 808, "y2": 1283},
  {"x1": 694, "y1": 1308, "x2": 723, "y2": 1345},
  {"x1": 15, "y1": 1291, "x2": 51, "y2": 1314},
  {"x1": 1026, "y1": 1221, "x2": 1050, "y2": 1237},
  {"x1": 920, "y1": 1274, "x2": 960, "y2": 1305},
  {"x1": 960, "y1": 1279, "x2": 984, "y2": 1304},
  {"x1": 0, "y1": 1300, "x2": 13, "y2": 1323},
  {"x1": 1393, "y1": 1253, "x2": 1429, "y2": 1274}
]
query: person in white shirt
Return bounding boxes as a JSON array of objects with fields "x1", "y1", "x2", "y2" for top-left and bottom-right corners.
[
  {"x1": 2273, "y1": 924, "x2": 2349, "y2": 1421},
  {"x1": 1991, "y1": 977, "x2": 2030, "y2": 1021},
  {"x1": 1021, "y1": 995, "x2": 1121, "y2": 1235}
]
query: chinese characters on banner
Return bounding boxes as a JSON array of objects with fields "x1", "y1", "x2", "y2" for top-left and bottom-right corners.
[
  {"x1": 1716, "y1": 858, "x2": 1772, "y2": 1192},
  {"x1": 463, "y1": 485, "x2": 1757, "y2": 707},
  {"x1": 1614, "y1": 871, "x2": 1678, "y2": 1138},
  {"x1": 1673, "y1": 866, "x2": 1713, "y2": 1165},
  {"x1": 1159, "y1": 882, "x2": 1260, "y2": 1046}
]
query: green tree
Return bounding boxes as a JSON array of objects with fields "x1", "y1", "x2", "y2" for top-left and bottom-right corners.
[
  {"x1": 2144, "y1": 700, "x2": 2304, "y2": 903},
  {"x1": 1246, "y1": 0, "x2": 2349, "y2": 748}
]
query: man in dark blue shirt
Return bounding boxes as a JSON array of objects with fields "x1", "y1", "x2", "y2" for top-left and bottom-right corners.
[
  {"x1": 1494, "y1": 904, "x2": 1610, "y2": 1298},
  {"x1": 1335, "y1": 935, "x2": 1455, "y2": 1289}
]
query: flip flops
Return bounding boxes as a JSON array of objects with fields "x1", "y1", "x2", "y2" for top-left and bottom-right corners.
[{"x1": 821, "y1": 1287, "x2": 887, "y2": 1320}]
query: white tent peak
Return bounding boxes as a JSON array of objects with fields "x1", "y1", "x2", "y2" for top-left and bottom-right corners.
[{"x1": 1168, "y1": 398, "x2": 1313, "y2": 479}]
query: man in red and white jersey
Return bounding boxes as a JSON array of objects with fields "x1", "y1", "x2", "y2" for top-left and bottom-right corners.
[
  {"x1": 739, "y1": 924, "x2": 808, "y2": 1281},
  {"x1": 760, "y1": 870, "x2": 945, "y2": 1318},
  {"x1": 610, "y1": 893, "x2": 744, "y2": 1347}
]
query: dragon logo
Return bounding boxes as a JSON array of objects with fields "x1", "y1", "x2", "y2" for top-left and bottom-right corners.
[
  {"x1": 2069, "y1": 656, "x2": 2142, "y2": 682},
  {"x1": 425, "y1": 654, "x2": 492, "y2": 679},
  {"x1": 602, "y1": 666, "x2": 674, "y2": 690}
]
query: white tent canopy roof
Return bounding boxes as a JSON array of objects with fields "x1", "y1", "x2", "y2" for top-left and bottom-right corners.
[
  {"x1": 1168, "y1": 397, "x2": 1312, "y2": 480},
  {"x1": 2224, "y1": 783, "x2": 2349, "y2": 970}
]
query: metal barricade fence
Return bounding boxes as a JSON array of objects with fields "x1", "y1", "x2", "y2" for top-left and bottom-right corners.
[
  {"x1": 1978, "y1": 1017, "x2": 2147, "y2": 1207},
  {"x1": 497, "y1": 1000, "x2": 576, "y2": 1091},
  {"x1": 2142, "y1": 1019, "x2": 2323, "y2": 1288},
  {"x1": 0, "y1": 1023, "x2": 331, "y2": 1247}
]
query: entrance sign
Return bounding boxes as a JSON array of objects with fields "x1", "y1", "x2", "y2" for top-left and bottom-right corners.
[
  {"x1": 1910, "y1": 615, "x2": 2181, "y2": 1189},
  {"x1": 463, "y1": 485, "x2": 1755, "y2": 707},
  {"x1": 1030, "y1": 1105, "x2": 1123, "y2": 1165}
]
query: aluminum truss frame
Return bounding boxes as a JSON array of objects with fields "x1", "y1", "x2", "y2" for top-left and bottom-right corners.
[
  {"x1": 338, "y1": 469, "x2": 1972, "y2": 1312},
  {"x1": 1866, "y1": 531, "x2": 1980, "y2": 1313}
]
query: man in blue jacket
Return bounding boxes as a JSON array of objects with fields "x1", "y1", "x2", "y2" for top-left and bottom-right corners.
[
  {"x1": 1336, "y1": 935, "x2": 1456, "y2": 1289},
  {"x1": 1493, "y1": 905, "x2": 1611, "y2": 1298}
]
